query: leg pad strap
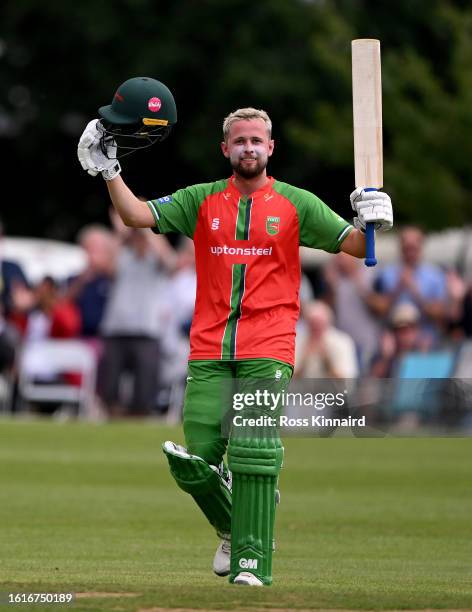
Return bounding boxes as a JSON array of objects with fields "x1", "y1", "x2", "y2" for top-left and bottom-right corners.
[{"x1": 229, "y1": 437, "x2": 283, "y2": 476}]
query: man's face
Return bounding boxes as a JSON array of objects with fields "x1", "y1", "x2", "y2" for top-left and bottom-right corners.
[
  {"x1": 394, "y1": 322, "x2": 419, "y2": 351},
  {"x1": 400, "y1": 228, "x2": 423, "y2": 266},
  {"x1": 221, "y1": 119, "x2": 274, "y2": 179}
]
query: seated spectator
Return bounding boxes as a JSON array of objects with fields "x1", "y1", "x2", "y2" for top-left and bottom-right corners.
[
  {"x1": 368, "y1": 226, "x2": 447, "y2": 339},
  {"x1": 295, "y1": 300, "x2": 359, "y2": 379},
  {"x1": 15, "y1": 277, "x2": 82, "y2": 411},
  {"x1": 21, "y1": 276, "x2": 81, "y2": 342},
  {"x1": 66, "y1": 224, "x2": 116, "y2": 339},
  {"x1": 370, "y1": 303, "x2": 432, "y2": 378}
]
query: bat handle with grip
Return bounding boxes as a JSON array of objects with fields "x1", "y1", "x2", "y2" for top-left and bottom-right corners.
[{"x1": 364, "y1": 187, "x2": 377, "y2": 267}]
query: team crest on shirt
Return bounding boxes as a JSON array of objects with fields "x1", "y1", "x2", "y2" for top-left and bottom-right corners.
[{"x1": 266, "y1": 216, "x2": 280, "y2": 236}]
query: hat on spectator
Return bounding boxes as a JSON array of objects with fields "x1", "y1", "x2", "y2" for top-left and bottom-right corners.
[{"x1": 391, "y1": 303, "x2": 420, "y2": 328}]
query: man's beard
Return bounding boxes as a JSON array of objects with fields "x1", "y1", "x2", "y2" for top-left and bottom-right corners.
[{"x1": 231, "y1": 156, "x2": 267, "y2": 179}]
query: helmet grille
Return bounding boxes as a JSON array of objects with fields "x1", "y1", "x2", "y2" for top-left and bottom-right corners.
[{"x1": 98, "y1": 119, "x2": 173, "y2": 159}]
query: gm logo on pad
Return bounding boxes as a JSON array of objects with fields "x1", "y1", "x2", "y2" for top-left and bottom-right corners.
[{"x1": 239, "y1": 558, "x2": 258, "y2": 569}]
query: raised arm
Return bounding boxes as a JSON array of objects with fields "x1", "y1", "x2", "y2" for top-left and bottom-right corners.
[
  {"x1": 106, "y1": 176, "x2": 155, "y2": 228},
  {"x1": 340, "y1": 228, "x2": 366, "y2": 258}
]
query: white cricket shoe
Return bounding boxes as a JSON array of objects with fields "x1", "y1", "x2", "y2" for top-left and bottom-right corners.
[
  {"x1": 233, "y1": 571, "x2": 263, "y2": 586},
  {"x1": 213, "y1": 536, "x2": 231, "y2": 576}
]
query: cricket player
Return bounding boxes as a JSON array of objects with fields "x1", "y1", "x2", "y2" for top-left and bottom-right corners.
[{"x1": 77, "y1": 77, "x2": 393, "y2": 586}]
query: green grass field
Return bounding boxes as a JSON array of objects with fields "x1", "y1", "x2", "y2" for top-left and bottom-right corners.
[{"x1": 0, "y1": 419, "x2": 471, "y2": 611}]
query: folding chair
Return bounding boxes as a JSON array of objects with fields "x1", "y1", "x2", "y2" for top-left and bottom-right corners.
[{"x1": 18, "y1": 339, "x2": 97, "y2": 419}]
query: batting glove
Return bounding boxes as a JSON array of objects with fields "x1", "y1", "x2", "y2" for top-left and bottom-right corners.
[
  {"x1": 350, "y1": 188, "x2": 393, "y2": 232},
  {"x1": 77, "y1": 119, "x2": 121, "y2": 181}
]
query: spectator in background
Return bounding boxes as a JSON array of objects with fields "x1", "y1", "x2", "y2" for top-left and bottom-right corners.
[
  {"x1": 14, "y1": 276, "x2": 81, "y2": 414},
  {"x1": 369, "y1": 226, "x2": 447, "y2": 338},
  {"x1": 443, "y1": 268, "x2": 468, "y2": 342},
  {"x1": 0, "y1": 217, "x2": 22, "y2": 376},
  {"x1": 160, "y1": 236, "x2": 196, "y2": 354},
  {"x1": 0, "y1": 311, "x2": 16, "y2": 376},
  {"x1": 323, "y1": 252, "x2": 381, "y2": 372},
  {"x1": 460, "y1": 284, "x2": 472, "y2": 338},
  {"x1": 13, "y1": 276, "x2": 81, "y2": 390},
  {"x1": 0, "y1": 217, "x2": 29, "y2": 324},
  {"x1": 370, "y1": 302, "x2": 432, "y2": 378},
  {"x1": 66, "y1": 224, "x2": 116, "y2": 339},
  {"x1": 295, "y1": 300, "x2": 358, "y2": 379},
  {"x1": 98, "y1": 210, "x2": 176, "y2": 417},
  {"x1": 18, "y1": 276, "x2": 81, "y2": 342},
  {"x1": 299, "y1": 273, "x2": 315, "y2": 306},
  {"x1": 294, "y1": 272, "x2": 315, "y2": 356},
  {"x1": 158, "y1": 237, "x2": 197, "y2": 416}
]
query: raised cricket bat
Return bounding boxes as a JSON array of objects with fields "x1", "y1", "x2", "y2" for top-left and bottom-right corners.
[{"x1": 351, "y1": 38, "x2": 383, "y2": 267}]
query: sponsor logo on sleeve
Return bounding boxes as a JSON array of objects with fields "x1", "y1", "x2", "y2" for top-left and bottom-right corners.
[{"x1": 157, "y1": 195, "x2": 173, "y2": 204}]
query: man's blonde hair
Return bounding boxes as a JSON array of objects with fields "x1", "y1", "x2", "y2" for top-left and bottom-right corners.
[{"x1": 222, "y1": 108, "x2": 272, "y2": 141}]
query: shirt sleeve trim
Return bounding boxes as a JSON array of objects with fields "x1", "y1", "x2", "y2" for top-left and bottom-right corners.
[
  {"x1": 147, "y1": 200, "x2": 161, "y2": 228},
  {"x1": 336, "y1": 224, "x2": 353, "y2": 244}
]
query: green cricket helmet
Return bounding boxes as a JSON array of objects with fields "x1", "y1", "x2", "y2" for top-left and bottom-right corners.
[{"x1": 97, "y1": 77, "x2": 177, "y2": 158}]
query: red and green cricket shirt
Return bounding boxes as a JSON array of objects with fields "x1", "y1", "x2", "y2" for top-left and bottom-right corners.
[{"x1": 147, "y1": 176, "x2": 352, "y2": 366}]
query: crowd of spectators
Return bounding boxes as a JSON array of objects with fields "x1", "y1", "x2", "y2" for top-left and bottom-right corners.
[
  {"x1": 1, "y1": 215, "x2": 471, "y2": 427},
  {"x1": 0, "y1": 212, "x2": 193, "y2": 418}
]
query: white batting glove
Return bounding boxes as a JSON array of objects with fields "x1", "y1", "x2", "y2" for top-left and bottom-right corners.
[
  {"x1": 350, "y1": 188, "x2": 393, "y2": 232},
  {"x1": 77, "y1": 119, "x2": 121, "y2": 181}
]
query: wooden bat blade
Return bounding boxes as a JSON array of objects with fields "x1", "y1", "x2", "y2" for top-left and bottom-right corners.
[{"x1": 352, "y1": 39, "x2": 383, "y2": 189}]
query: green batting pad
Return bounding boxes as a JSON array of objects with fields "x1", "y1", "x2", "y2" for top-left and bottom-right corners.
[
  {"x1": 228, "y1": 437, "x2": 283, "y2": 586},
  {"x1": 163, "y1": 441, "x2": 231, "y2": 537}
]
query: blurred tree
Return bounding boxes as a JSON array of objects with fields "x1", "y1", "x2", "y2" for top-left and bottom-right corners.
[{"x1": 0, "y1": 0, "x2": 470, "y2": 238}]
